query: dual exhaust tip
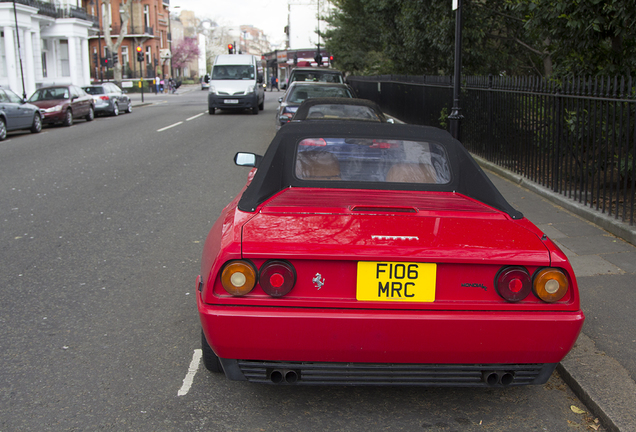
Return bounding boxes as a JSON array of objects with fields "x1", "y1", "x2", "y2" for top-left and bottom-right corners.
[
  {"x1": 482, "y1": 371, "x2": 515, "y2": 386},
  {"x1": 269, "y1": 369, "x2": 300, "y2": 384}
]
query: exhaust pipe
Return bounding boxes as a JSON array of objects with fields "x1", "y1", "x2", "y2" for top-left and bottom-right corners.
[
  {"x1": 482, "y1": 371, "x2": 515, "y2": 386},
  {"x1": 269, "y1": 369, "x2": 300, "y2": 384}
]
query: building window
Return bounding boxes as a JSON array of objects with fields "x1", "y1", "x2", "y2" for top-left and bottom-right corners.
[
  {"x1": 144, "y1": 5, "x2": 150, "y2": 28},
  {"x1": 121, "y1": 45, "x2": 129, "y2": 65},
  {"x1": 41, "y1": 38, "x2": 49, "y2": 78},
  {"x1": 60, "y1": 40, "x2": 70, "y2": 77},
  {"x1": 160, "y1": 30, "x2": 163, "y2": 48}
]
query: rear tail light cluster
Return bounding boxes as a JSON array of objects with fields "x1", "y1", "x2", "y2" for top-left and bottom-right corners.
[
  {"x1": 220, "y1": 260, "x2": 296, "y2": 297},
  {"x1": 495, "y1": 266, "x2": 569, "y2": 303}
]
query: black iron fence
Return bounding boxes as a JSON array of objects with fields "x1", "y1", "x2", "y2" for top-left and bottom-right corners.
[{"x1": 348, "y1": 75, "x2": 636, "y2": 226}]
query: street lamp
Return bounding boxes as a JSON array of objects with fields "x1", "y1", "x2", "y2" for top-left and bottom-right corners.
[
  {"x1": 448, "y1": 0, "x2": 464, "y2": 141},
  {"x1": 90, "y1": 0, "x2": 103, "y2": 83}
]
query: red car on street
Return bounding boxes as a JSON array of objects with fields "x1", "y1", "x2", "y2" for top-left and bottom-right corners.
[
  {"x1": 197, "y1": 122, "x2": 584, "y2": 387},
  {"x1": 28, "y1": 85, "x2": 94, "y2": 126}
]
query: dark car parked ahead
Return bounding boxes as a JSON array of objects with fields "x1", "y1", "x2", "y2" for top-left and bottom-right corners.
[
  {"x1": 0, "y1": 87, "x2": 42, "y2": 140},
  {"x1": 276, "y1": 82, "x2": 356, "y2": 129},
  {"x1": 28, "y1": 85, "x2": 94, "y2": 126},
  {"x1": 83, "y1": 83, "x2": 132, "y2": 116}
]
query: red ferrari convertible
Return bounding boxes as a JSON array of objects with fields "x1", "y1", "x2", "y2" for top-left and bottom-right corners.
[{"x1": 196, "y1": 122, "x2": 584, "y2": 387}]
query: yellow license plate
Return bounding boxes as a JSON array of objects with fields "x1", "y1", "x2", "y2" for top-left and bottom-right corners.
[{"x1": 356, "y1": 262, "x2": 436, "y2": 302}]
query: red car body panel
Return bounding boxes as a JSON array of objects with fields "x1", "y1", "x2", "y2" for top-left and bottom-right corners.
[{"x1": 198, "y1": 187, "x2": 584, "y2": 365}]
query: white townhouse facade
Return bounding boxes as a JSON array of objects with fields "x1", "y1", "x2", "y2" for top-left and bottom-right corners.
[{"x1": 0, "y1": 0, "x2": 95, "y2": 98}]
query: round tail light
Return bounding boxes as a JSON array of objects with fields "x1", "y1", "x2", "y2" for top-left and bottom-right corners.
[
  {"x1": 533, "y1": 268, "x2": 568, "y2": 302},
  {"x1": 259, "y1": 260, "x2": 296, "y2": 297},
  {"x1": 221, "y1": 260, "x2": 257, "y2": 296},
  {"x1": 495, "y1": 266, "x2": 531, "y2": 302}
]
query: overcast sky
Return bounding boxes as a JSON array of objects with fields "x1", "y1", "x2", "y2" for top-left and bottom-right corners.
[{"x1": 171, "y1": 0, "x2": 291, "y2": 45}]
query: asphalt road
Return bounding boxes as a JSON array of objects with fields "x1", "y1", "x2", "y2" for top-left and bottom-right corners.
[{"x1": 0, "y1": 89, "x2": 603, "y2": 431}]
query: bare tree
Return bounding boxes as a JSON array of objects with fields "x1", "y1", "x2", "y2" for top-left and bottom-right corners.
[{"x1": 101, "y1": 0, "x2": 132, "y2": 82}]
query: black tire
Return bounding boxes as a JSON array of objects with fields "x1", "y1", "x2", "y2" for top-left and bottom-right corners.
[
  {"x1": 63, "y1": 109, "x2": 73, "y2": 126},
  {"x1": 30, "y1": 113, "x2": 42, "y2": 134},
  {"x1": 201, "y1": 330, "x2": 223, "y2": 373},
  {"x1": 0, "y1": 117, "x2": 6, "y2": 141},
  {"x1": 208, "y1": 107, "x2": 215, "y2": 115},
  {"x1": 125, "y1": 100, "x2": 132, "y2": 113},
  {"x1": 258, "y1": 98, "x2": 264, "y2": 110},
  {"x1": 112, "y1": 103, "x2": 119, "y2": 116},
  {"x1": 85, "y1": 106, "x2": 94, "y2": 122},
  {"x1": 251, "y1": 104, "x2": 259, "y2": 115}
]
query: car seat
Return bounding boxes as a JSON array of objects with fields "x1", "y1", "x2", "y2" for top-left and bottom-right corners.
[{"x1": 295, "y1": 150, "x2": 341, "y2": 180}]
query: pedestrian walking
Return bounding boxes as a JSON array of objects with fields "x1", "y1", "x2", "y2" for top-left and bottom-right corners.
[
  {"x1": 270, "y1": 75, "x2": 279, "y2": 91},
  {"x1": 159, "y1": 77, "x2": 165, "y2": 93},
  {"x1": 155, "y1": 75, "x2": 160, "y2": 93}
]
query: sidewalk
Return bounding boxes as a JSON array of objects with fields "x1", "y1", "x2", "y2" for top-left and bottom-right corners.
[
  {"x1": 128, "y1": 83, "x2": 201, "y2": 106},
  {"x1": 479, "y1": 157, "x2": 636, "y2": 432}
]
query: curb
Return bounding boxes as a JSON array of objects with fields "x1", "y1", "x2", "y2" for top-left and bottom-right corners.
[{"x1": 475, "y1": 155, "x2": 636, "y2": 432}]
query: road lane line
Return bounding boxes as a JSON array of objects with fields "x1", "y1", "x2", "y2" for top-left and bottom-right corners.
[
  {"x1": 157, "y1": 121, "x2": 183, "y2": 132},
  {"x1": 178, "y1": 349, "x2": 202, "y2": 396},
  {"x1": 186, "y1": 113, "x2": 204, "y2": 121}
]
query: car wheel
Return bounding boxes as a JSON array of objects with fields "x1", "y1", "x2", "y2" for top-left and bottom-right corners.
[
  {"x1": 85, "y1": 106, "x2": 94, "y2": 122},
  {"x1": 251, "y1": 105, "x2": 259, "y2": 115},
  {"x1": 259, "y1": 99, "x2": 264, "y2": 110},
  {"x1": 0, "y1": 117, "x2": 6, "y2": 141},
  {"x1": 125, "y1": 100, "x2": 132, "y2": 113},
  {"x1": 63, "y1": 109, "x2": 73, "y2": 126},
  {"x1": 208, "y1": 107, "x2": 215, "y2": 115},
  {"x1": 201, "y1": 330, "x2": 223, "y2": 373},
  {"x1": 30, "y1": 113, "x2": 42, "y2": 134},
  {"x1": 112, "y1": 103, "x2": 119, "y2": 116}
]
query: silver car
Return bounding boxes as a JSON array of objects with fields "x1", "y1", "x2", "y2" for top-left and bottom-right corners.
[
  {"x1": 83, "y1": 83, "x2": 132, "y2": 116},
  {"x1": 0, "y1": 87, "x2": 42, "y2": 140}
]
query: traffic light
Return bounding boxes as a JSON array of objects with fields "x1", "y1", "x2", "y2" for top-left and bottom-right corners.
[
  {"x1": 314, "y1": 53, "x2": 322, "y2": 66},
  {"x1": 136, "y1": 46, "x2": 144, "y2": 62},
  {"x1": 228, "y1": 44, "x2": 234, "y2": 54},
  {"x1": 113, "y1": 54, "x2": 118, "y2": 65},
  {"x1": 329, "y1": 55, "x2": 334, "y2": 65},
  {"x1": 92, "y1": 52, "x2": 98, "y2": 65}
]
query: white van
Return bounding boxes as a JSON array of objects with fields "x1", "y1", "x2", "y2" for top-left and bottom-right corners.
[{"x1": 206, "y1": 54, "x2": 265, "y2": 115}]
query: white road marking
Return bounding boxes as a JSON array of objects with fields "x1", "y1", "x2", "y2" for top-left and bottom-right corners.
[
  {"x1": 186, "y1": 113, "x2": 204, "y2": 121},
  {"x1": 178, "y1": 349, "x2": 202, "y2": 396},
  {"x1": 157, "y1": 121, "x2": 183, "y2": 132}
]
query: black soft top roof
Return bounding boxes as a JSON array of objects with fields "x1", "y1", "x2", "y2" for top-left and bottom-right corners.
[
  {"x1": 292, "y1": 97, "x2": 387, "y2": 122},
  {"x1": 238, "y1": 122, "x2": 522, "y2": 219}
]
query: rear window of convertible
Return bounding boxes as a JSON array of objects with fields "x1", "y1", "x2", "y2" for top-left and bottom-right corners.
[{"x1": 294, "y1": 138, "x2": 451, "y2": 184}]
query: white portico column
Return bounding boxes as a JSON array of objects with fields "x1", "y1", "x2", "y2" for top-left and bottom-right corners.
[
  {"x1": 68, "y1": 36, "x2": 78, "y2": 84},
  {"x1": 3, "y1": 27, "x2": 18, "y2": 93},
  {"x1": 81, "y1": 38, "x2": 90, "y2": 85},
  {"x1": 24, "y1": 29, "x2": 35, "y2": 97}
]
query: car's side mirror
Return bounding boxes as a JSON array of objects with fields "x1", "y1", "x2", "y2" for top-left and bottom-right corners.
[
  {"x1": 278, "y1": 97, "x2": 283, "y2": 103},
  {"x1": 257, "y1": 74, "x2": 264, "y2": 84},
  {"x1": 387, "y1": 118, "x2": 395, "y2": 124},
  {"x1": 204, "y1": 74, "x2": 210, "y2": 83},
  {"x1": 234, "y1": 152, "x2": 262, "y2": 168}
]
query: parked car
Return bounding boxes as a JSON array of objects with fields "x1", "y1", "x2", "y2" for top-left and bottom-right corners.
[
  {"x1": 276, "y1": 82, "x2": 355, "y2": 129},
  {"x1": 197, "y1": 121, "x2": 584, "y2": 387},
  {"x1": 82, "y1": 83, "x2": 132, "y2": 116},
  {"x1": 0, "y1": 87, "x2": 42, "y2": 140},
  {"x1": 283, "y1": 67, "x2": 345, "y2": 89},
  {"x1": 201, "y1": 74, "x2": 210, "y2": 90},
  {"x1": 291, "y1": 97, "x2": 394, "y2": 124},
  {"x1": 28, "y1": 85, "x2": 94, "y2": 126}
]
